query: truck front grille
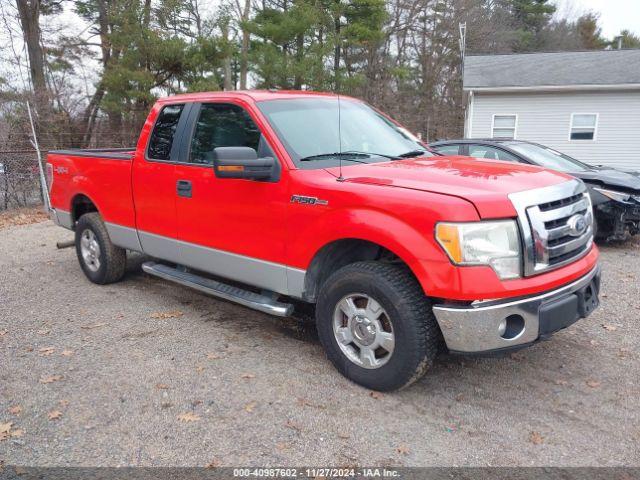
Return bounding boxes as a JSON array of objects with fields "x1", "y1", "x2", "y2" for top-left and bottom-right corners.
[{"x1": 509, "y1": 180, "x2": 594, "y2": 277}]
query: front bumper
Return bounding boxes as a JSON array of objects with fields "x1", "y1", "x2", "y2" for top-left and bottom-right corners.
[{"x1": 433, "y1": 265, "x2": 601, "y2": 354}]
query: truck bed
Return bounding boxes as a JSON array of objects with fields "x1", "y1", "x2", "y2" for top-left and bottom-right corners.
[
  {"x1": 47, "y1": 148, "x2": 137, "y2": 229},
  {"x1": 48, "y1": 147, "x2": 135, "y2": 160}
]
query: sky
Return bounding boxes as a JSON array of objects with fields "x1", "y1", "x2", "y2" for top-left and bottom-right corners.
[{"x1": 553, "y1": 0, "x2": 640, "y2": 38}]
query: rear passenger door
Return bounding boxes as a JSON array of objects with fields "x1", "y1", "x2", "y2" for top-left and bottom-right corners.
[
  {"x1": 133, "y1": 103, "x2": 192, "y2": 261},
  {"x1": 173, "y1": 102, "x2": 290, "y2": 293}
]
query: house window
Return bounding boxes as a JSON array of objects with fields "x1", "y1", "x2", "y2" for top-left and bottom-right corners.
[
  {"x1": 492, "y1": 115, "x2": 517, "y2": 139},
  {"x1": 570, "y1": 114, "x2": 598, "y2": 141}
]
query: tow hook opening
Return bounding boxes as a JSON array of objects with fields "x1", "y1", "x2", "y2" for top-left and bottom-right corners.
[{"x1": 499, "y1": 314, "x2": 525, "y2": 340}]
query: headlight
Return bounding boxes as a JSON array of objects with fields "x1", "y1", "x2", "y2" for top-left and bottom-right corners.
[
  {"x1": 593, "y1": 187, "x2": 631, "y2": 203},
  {"x1": 436, "y1": 220, "x2": 521, "y2": 279}
]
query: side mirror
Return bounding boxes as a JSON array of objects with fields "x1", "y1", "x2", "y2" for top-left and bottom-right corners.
[{"x1": 213, "y1": 147, "x2": 276, "y2": 181}]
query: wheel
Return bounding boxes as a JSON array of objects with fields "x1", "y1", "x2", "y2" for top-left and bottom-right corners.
[
  {"x1": 315, "y1": 261, "x2": 441, "y2": 391},
  {"x1": 75, "y1": 212, "x2": 126, "y2": 284}
]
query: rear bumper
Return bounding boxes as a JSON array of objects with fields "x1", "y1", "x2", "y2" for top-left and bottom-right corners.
[
  {"x1": 50, "y1": 208, "x2": 73, "y2": 230},
  {"x1": 433, "y1": 265, "x2": 601, "y2": 354}
]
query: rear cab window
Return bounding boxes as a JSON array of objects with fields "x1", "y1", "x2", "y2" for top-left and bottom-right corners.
[{"x1": 147, "y1": 104, "x2": 185, "y2": 160}]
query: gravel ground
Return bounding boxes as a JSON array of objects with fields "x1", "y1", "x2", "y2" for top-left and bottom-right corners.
[{"x1": 1, "y1": 219, "x2": 639, "y2": 467}]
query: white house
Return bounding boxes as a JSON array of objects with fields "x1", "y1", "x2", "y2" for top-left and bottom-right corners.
[{"x1": 463, "y1": 50, "x2": 640, "y2": 170}]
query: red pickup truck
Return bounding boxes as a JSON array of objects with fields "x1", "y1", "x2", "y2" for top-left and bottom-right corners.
[{"x1": 47, "y1": 90, "x2": 601, "y2": 391}]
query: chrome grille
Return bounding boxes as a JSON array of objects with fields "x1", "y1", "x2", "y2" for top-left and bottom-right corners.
[{"x1": 509, "y1": 180, "x2": 594, "y2": 276}]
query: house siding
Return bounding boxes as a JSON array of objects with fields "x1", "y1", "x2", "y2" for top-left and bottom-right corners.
[{"x1": 468, "y1": 90, "x2": 640, "y2": 171}]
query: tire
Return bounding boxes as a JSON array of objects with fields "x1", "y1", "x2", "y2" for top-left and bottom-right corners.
[
  {"x1": 75, "y1": 212, "x2": 126, "y2": 284},
  {"x1": 315, "y1": 261, "x2": 441, "y2": 391}
]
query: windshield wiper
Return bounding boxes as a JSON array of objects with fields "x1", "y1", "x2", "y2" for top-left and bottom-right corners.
[
  {"x1": 397, "y1": 149, "x2": 429, "y2": 158},
  {"x1": 299, "y1": 152, "x2": 370, "y2": 164},
  {"x1": 341, "y1": 150, "x2": 401, "y2": 160}
]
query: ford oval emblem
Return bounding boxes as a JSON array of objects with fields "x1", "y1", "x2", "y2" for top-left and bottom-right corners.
[{"x1": 567, "y1": 214, "x2": 588, "y2": 237}]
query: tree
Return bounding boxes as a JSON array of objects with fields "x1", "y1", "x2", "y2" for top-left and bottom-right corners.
[{"x1": 576, "y1": 12, "x2": 606, "y2": 50}]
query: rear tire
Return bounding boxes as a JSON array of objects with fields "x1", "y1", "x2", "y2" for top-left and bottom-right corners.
[
  {"x1": 315, "y1": 261, "x2": 441, "y2": 391},
  {"x1": 75, "y1": 213, "x2": 126, "y2": 284}
]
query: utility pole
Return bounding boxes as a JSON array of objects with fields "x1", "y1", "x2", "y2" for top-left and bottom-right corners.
[{"x1": 459, "y1": 22, "x2": 468, "y2": 137}]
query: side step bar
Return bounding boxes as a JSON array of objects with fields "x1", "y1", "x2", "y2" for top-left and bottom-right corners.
[{"x1": 142, "y1": 262, "x2": 294, "y2": 317}]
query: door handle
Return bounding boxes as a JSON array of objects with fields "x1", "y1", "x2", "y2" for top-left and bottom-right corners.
[{"x1": 176, "y1": 180, "x2": 192, "y2": 198}]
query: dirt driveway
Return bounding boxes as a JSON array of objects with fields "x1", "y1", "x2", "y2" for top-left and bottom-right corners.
[{"x1": 1, "y1": 217, "x2": 639, "y2": 467}]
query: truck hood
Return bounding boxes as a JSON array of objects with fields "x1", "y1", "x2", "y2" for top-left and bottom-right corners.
[
  {"x1": 571, "y1": 166, "x2": 640, "y2": 193},
  {"x1": 326, "y1": 156, "x2": 573, "y2": 218}
]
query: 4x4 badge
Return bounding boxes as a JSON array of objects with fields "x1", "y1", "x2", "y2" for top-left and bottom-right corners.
[{"x1": 290, "y1": 195, "x2": 329, "y2": 206}]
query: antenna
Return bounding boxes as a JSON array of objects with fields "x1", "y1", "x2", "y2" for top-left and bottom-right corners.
[{"x1": 337, "y1": 93, "x2": 344, "y2": 182}]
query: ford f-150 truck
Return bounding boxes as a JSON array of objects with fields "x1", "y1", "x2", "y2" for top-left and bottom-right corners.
[{"x1": 47, "y1": 90, "x2": 601, "y2": 391}]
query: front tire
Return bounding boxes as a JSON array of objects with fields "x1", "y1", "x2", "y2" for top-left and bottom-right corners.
[
  {"x1": 75, "y1": 213, "x2": 126, "y2": 284},
  {"x1": 316, "y1": 261, "x2": 441, "y2": 391}
]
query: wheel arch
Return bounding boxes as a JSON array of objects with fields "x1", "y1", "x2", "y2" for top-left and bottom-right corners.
[
  {"x1": 70, "y1": 193, "x2": 100, "y2": 226},
  {"x1": 302, "y1": 237, "x2": 426, "y2": 302}
]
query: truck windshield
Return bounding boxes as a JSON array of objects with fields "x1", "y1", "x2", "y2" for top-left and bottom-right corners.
[
  {"x1": 508, "y1": 143, "x2": 591, "y2": 173},
  {"x1": 257, "y1": 97, "x2": 433, "y2": 169}
]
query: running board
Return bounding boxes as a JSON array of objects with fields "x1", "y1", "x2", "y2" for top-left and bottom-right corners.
[{"x1": 142, "y1": 262, "x2": 294, "y2": 317}]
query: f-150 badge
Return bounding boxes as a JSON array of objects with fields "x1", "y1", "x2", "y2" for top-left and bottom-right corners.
[{"x1": 291, "y1": 195, "x2": 329, "y2": 206}]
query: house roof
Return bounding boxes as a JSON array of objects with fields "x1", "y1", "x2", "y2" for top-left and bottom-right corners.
[{"x1": 464, "y1": 50, "x2": 640, "y2": 91}]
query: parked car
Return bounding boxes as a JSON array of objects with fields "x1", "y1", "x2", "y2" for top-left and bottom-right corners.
[
  {"x1": 430, "y1": 139, "x2": 640, "y2": 241},
  {"x1": 46, "y1": 91, "x2": 600, "y2": 391}
]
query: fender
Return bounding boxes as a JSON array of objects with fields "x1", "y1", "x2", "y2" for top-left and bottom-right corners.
[{"x1": 289, "y1": 206, "x2": 471, "y2": 296}]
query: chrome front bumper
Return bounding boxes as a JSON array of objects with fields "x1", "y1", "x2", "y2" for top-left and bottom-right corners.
[{"x1": 433, "y1": 265, "x2": 601, "y2": 354}]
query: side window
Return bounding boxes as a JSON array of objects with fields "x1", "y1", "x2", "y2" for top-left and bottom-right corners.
[
  {"x1": 147, "y1": 104, "x2": 185, "y2": 160},
  {"x1": 189, "y1": 103, "x2": 262, "y2": 165},
  {"x1": 434, "y1": 145, "x2": 460, "y2": 155},
  {"x1": 468, "y1": 145, "x2": 519, "y2": 162}
]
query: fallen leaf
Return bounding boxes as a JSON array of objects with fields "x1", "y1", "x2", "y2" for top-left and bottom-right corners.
[
  {"x1": 151, "y1": 310, "x2": 183, "y2": 319},
  {"x1": 177, "y1": 412, "x2": 200, "y2": 422},
  {"x1": 244, "y1": 401, "x2": 257, "y2": 413},
  {"x1": 195, "y1": 365, "x2": 205, "y2": 373},
  {"x1": 0, "y1": 330, "x2": 7, "y2": 336},
  {"x1": 206, "y1": 353, "x2": 222, "y2": 360},
  {"x1": 602, "y1": 324, "x2": 617, "y2": 332},
  {"x1": 396, "y1": 444, "x2": 410, "y2": 455},
  {"x1": 40, "y1": 374, "x2": 63, "y2": 384},
  {"x1": 455, "y1": 393, "x2": 465, "y2": 402},
  {"x1": 155, "y1": 383, "x2": 170, "y2": 390},
  {"x1": 61, "y1": 350, "x2": 74, "y2": 357},
  {"x1": 0, "y1": 423, "x2": 12, "y2": 434},
  {"x1": 529, "y1": 431, "x2": 544, "y2": 445},
  {"x1": 240, "y1": 373, "x2": 255, "y2": 379},
  {"x1": 296, "y1": 397, "x2": 326, "y2": 410},
  {"x1": 9, "y1": 428, "x2": 23, "y2": 438},
  {"x1": 276, "y1": 442, "x2": 290, "y2": 451},
  {"x1": 369, "y1": 391, "x2": 383, "y2": 399},
  {"x1": 554, "y1": 379, "x2": 568, "y2": 386},
  {"x1": 586, "y1": 379, "x2": 601, "y2": 388},
  {"x1": 80, "y1": 323, "x2": 106, "y2": 330},
  {"x1": 206, "y1": 459, "x2": 222, "y2": 469},
  {"x1": 39, "y1": 347, "x2": 55, "y2": 356},
  {"x1": 589, "y1": 340, "x2": 599, "y2": 346},
  {"x1": 8, "y1": 406, "x2": 22, "y2": 415},
  {"x1": 59, "y1": 399, "x2": 70, "y2": 408},
  {"x1": 48, "y1": 410, "x2": 63, "y2": 420},
  {"x1": 37, "y1": 329, "x2": 50, "y2": 335},
  {"x1": 285, "y1": 420, "x2": 302, "y2": 431},
  {"x1": 338, "y1": 433, "x2": 350, "y2": 440}
]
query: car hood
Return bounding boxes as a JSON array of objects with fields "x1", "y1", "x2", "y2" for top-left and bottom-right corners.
[
  {"x1": 325, "y1": 156, "x2": 573, "y2": 218},
  {"x1": 571, "y1": 166, "x2": 640, "y2": 192}
]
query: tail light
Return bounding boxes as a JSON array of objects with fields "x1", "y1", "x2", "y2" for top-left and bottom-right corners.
[{"x1": 45, "y1": 163, "x2": 53, "y2": 193}]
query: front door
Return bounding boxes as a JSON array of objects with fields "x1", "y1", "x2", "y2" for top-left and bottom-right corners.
[{"x1": 173, "y1": 102, "x2": 290, "y2": 294}]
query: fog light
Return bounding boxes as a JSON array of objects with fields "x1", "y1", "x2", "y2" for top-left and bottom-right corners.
[
  {"x1": 497, "y1": 319, "x2": 507, "y2": 336},
  {"x1": 500, "y1": 314, "x2": 525, "y2": 340}
]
